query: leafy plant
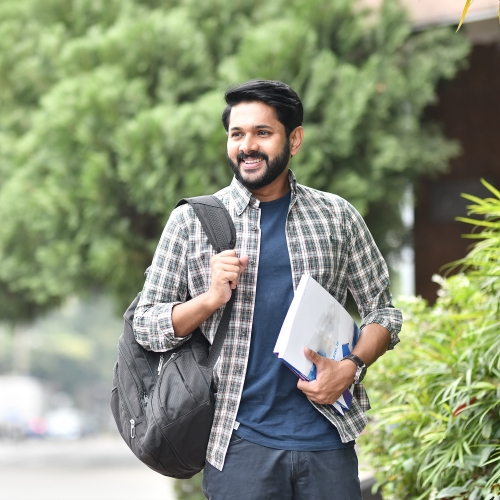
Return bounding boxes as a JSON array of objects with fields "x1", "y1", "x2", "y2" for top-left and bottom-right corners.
[
  {"x1": 361, "y1": 180, "x2": 500, "y2": 499},
  {"x1": 0, "y1": 0, "x2": 470, "y2": 316}
]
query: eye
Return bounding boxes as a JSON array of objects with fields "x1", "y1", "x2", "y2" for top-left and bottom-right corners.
[
  {"x1": 230, "y1": 132, "x2": 243, "y2": 138},
  {"x1": 258, "y1": 130, "x2": 271, "y2": 136}
]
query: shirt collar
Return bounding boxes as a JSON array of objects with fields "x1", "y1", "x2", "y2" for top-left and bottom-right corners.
[{"x1": 230, "y1": 169, "x2": 298, "y2": 215}]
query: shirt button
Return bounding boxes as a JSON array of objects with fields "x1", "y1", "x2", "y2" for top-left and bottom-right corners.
[
  {"x1": 249, "y1": 259, "x2": 256, "y2": 266},
  {"x1": 229, "y1": 402, "x2": 236, "y2": 410},
  {"x1": 240, "y1": 332, "x2": 247, "y2": 339},
  {"x1": 252, "y1": 225, "x2": 258, "y2": 231}
]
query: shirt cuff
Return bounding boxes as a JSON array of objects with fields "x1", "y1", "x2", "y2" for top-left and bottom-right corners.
[
  {"x1": 360, "y1": 308, "x2": 403, "y2": 350},
  {"x1": 134, "y1": 301, "x2": 192, "y2": 352}
]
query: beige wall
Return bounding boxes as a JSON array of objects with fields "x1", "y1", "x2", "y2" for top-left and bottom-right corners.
[
  {"x1": 404, "y1": 0, "x2": 498, "y2": 28},
  {"x1": 364, "y1": 0, "x2": 499, "y2": 30}
]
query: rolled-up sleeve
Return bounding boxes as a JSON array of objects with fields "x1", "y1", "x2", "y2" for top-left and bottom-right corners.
[
  {"x1": 345, "y1": 203, "x2": 402, "y2": 350},
  {"x1": 133, "y1": 206, "x2": 191, "y2": 352}
]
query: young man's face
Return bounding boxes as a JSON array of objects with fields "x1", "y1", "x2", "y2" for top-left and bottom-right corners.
[{"x1": 226, "y1": 101, "x2": 291, "y2": 191}]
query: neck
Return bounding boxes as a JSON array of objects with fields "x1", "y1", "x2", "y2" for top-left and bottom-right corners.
[{"x1": 249, "y1": 167, "x2": 291, "y2": 202}]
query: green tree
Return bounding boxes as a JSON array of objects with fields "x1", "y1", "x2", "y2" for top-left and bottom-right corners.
[
  {"x1": 0, "y1": 0, "x2": 470, "y2": 314},
  {"x1": 361, "y1": 181, "x2": 500, "y2": 499}
]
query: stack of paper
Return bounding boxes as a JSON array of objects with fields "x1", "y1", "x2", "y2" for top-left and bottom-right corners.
[{"x1": 274, "y1": 274, "x2": 360, "y2": 415}]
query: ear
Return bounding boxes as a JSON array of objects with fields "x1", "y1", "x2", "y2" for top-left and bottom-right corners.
[{"x1": 289, "y1": 126, "x2": 304, "y2": 157}]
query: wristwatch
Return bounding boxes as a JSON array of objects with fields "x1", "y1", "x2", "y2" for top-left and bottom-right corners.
[{"x1": 343, "y1": 353, "x2": 367, "y2": 384}]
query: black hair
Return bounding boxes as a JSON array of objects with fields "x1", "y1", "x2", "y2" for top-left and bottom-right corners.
[{"x1": 222, "y1": 80, "x2": 303, "y2": 137}]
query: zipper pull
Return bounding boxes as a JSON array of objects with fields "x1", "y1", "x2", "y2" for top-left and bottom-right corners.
[
  {"x1": 130, "y1": 419, "x2": 135, "y2": 439},
  {"x1": 157, "y1": 354, "x2": 164, "y2": 375}
]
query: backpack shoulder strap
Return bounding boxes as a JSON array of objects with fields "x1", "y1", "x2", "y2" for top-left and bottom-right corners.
[
  {"x1": 175, "y1": 195, "x2": 236, "y2": 253},
  {"x1": 175, "y1": 195, "x2": 236, "y2": 369}
]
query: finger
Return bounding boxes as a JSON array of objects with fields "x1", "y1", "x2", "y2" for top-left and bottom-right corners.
[
  {"x1": 297, "y1": 378, "x2": 317, "y2": 395},
  {"x1": 230, "y1": 268, "x2": 245, "y2": 288},
  {"x1": 308, "y1": 395, "x2": 329, "y2": 404},
  {"x1": 304, "y1": 347, "x2": 322, "y2": 365},
  {"x1": 223, "y1": 272, "x2": 240, "y2": 286},
  {"x1": 297, "y1": 379, "x2": 310, "y2": 392},
  {"x1": 217, "y1": 271, "x2": 240, "y2": 290},
  {"x1": 216, "y1": 263, "x2": 241, "y2": 274},
  {"x1": 239, "y1": 255, "x2": 249, "y2": 272},
  {"x1": 212, "y1": 256, "x2": 241, "y2": 267},
  {"x1": 297, "y1": 381, "x2": 333, "y2": 405},
  {"x1": 298, "y1": 387, "x2": 323, "y2": 403},
  {"x1": 218, "y1": 250, "x2": 237, "y2": 257}
]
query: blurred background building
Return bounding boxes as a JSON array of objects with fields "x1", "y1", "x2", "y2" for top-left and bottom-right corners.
[{"x1": 406, "y1": 0, "x2": 499, "y2": 302}]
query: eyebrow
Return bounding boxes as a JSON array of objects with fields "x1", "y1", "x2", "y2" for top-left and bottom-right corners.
[{"x1": 229, "y1": 124, "x2": 273, "y2": 131}]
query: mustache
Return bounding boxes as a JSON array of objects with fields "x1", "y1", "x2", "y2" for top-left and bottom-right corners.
[{"x1": 237, "y1": 151, "x2": 269, "y2": 163}]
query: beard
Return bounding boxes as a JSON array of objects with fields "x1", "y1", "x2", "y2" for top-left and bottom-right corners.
[{"x1": 226, "y1": 139, "x2": 291, "y2": 191}]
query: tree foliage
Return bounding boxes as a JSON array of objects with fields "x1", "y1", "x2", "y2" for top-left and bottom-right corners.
[
  {"x1": 361, "y1": 182, "x2": 500, "y2": 499},
  {"x1": 0, "y1": 0, "x2": 470, "y2": 315}
]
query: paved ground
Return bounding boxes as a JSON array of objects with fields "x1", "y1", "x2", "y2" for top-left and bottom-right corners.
[
  {"x1": 0, "y1": 435, "x2": 176, "y2": 500},
  {"x1": 0, "y1": 435, "x2": 380, "y2": 500}
]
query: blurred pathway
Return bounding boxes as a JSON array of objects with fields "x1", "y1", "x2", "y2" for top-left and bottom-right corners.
[{"x1": 0, "y1": 435, "x2": 176, "y2": 500}]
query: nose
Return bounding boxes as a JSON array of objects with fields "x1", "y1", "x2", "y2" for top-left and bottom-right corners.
[{"x1": 239, "y1": 134, "x2": 259, "y2": 155}]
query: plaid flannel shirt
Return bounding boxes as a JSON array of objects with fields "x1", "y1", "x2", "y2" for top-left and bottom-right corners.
[{"x1": 133, "y1": 170, "x2": 402, "y2": 471}]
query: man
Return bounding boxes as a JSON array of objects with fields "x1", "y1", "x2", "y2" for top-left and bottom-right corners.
[{"x1": 134, "y1": 80, "x2": 402, "y2": 499}]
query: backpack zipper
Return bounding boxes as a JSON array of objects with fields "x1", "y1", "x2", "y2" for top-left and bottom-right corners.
[
  {"x1": 158, "y1": 352, "x2": 178, "y2": 375},
  {"x1": 116, "y1": 372, "x2": 135, "y2": 423},
  {"x1": 116, "y1": 382, "x2": 139, "y2": 441},
  {"x1": 119, "y1": 346, "x2": 147, "y2": 411},
  {"x1": 120, "y1": 342, "x2": 148, "y2": 396}
]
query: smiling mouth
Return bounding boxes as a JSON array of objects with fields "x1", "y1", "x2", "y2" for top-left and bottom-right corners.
[{"x1": 240, "y1": 158, "x2": 264, "y2": 168}]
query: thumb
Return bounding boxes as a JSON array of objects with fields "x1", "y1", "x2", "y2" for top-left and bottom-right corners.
[
  {"x1": 304, "y1": 347, "x2": 322, "y2": 364},
  {"x1": 239, "y1": 255, "x2": 249, "y2": 271}
]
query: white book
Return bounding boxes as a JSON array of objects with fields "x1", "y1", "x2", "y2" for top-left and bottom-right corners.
[{"x1": 274, "y1": 274, "x2": 360, "y2": 415}]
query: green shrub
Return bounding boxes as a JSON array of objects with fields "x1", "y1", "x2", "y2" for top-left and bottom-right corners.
[{"x1": 362, "y1": 180, "x2": 500, "y2": 499}]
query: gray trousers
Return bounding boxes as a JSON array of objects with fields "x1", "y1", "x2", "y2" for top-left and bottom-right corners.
[{"x1": 203, "y1": 433, "x2": 362, "y2": 499}]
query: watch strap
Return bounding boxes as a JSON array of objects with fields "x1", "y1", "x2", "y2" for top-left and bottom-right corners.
[
  {"x1": 343, "y1": 353, "x2": 367, "y2": 384},
  {"x1": 343, "y1": 353, "x2": 365, "y2": 369}
]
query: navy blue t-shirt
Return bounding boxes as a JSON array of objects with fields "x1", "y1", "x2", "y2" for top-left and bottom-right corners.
[{"x1": 234, "y1": 190, "x2": 352, "y2": 450}]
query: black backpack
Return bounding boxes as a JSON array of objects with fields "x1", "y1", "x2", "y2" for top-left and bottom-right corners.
[{"x1": 110, "y1": 195, "x2": 236, "y2": 479}]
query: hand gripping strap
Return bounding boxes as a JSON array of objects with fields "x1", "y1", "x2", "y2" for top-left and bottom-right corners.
[{"x1": 175, "y1": 196, "x2": 237, "y2": 368}]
